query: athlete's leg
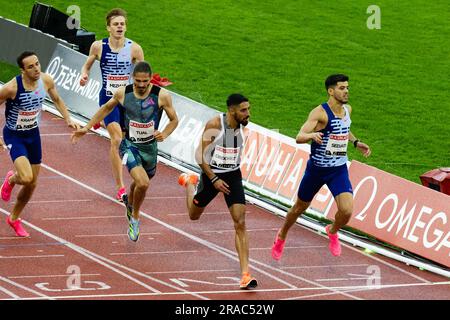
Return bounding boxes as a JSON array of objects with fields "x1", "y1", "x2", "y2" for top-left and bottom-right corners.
[
  {"x1": 186, "y1": 182, "x2": 205, "y2": 220},
  {"x1": 106, "y1": 122, "x2": 125, "y2": 193},
  {"x1": 229, "y1": 203, "x2": 249, "y2": 273},
  {"x1": 329, "y1": 192, "x2": 353, "y2": 234},
  {"x1": 128, "y1": 166, "x2": 150, "y2": 220},
  {"x1": 9, "y1": 158, "x2": 40, "y2": 221},
  {"x1": 278, "y1": 197, "x2": 311, "y2": 240}
]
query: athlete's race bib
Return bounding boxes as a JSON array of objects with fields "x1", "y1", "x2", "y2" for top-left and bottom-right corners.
[
  {"x1": 211, "y1": 145, "x2": 240, "y2": 168},
  {"x1": 106, "y1": 75, "x2": 130, "y2": 97},
  {"x1": 16, "y1": 109, "x2": 40, "y2": 131},
  {"x1": 129, "y1": 120, "x2": 155, "y2": 144},
  {"x1": 325, "y1": 134, "x2": 349, "y2": 156}
]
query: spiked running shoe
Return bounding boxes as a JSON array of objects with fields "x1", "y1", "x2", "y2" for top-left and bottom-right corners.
[
  {"x1": 122, "y1": 194, "x2": 133, "y2": 222},
  {"x1": 240, "y1": 272, "x2": 258, "y2": 289},
  {"x1": 128, "y1": 217, "x2": 140, "y2": 242},
  {"x1": 7, "y1": 216, "x2": 29, "y2": 237},
  {"x1": 116, "y1": 187, "x2": 126, "y2": 202},
  {"x1": 178, "y1": 173, "x2": 199, "y2": 187},
  {"x1": 325, "y1": 225, "x2": 342, "y2": 256},
  {"x1": 271, "y1": 229, "x2": 286, "y2": 261},
  {"x1": 1, "y1": 170, "x2": 14, "y2": 202}
]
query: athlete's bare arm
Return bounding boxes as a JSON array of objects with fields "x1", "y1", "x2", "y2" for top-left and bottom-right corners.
[
  {"x1": 154, "y1": 89, "x2": 178, "y2": 142},
  {"x1": 296, "y1": 105, "x2": 327, "y2": 145},
  {"x1": 131, "y1": 42, "x2": 144, "y2": 64},
  {"x1": 43, "y1": 73, "x2": 78, "y2": 129},
  {"x1": 0, "y1": 79, "x2": 17, "y2": 105},
  {"x1": 195, "y1": 117, "x2": 230, "y2": 195},
  {"x1": 0, "y1": 80, "x2": 17, "y2": 150},
  {"x1": 345, "y1": 104, "x2": 371, "y2": 157},
  {"x1": 80, "y1": 40, "x2": 102, "y2": 86},
  {"x1": 71, "y1": 87, "x2": 123, "y2": 144}
]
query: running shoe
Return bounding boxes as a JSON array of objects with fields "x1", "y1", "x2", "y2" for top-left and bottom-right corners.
[
  {"x1": 128, "y1": 217, "x2": 140, "y2": 242},
  {"x1": 325, "y1": 224, "x2": 341, "y2": 256},
  {"x1": 7, "y1": 216, "x2": 29, "y2": 237},
  {"x1": 122, "y1": 194, "x2": 133, "y2": 222},
  {"x1": 116, "y1": 187, "x2": 126, "y2": 202},
  {"x1": 239, "y1": 272, "x2": 258, "y2": 289},
  {"x1": 93, "y1": 122, "x2": 101, "y2": 130},
  {"x1": 178, "y1": 173, "x2": 199, "y2": 187},
  {"x1": 1, "y1": 170, "x2": 15, "y2": 202},
  {"x1": 271, "y1": 229, "x2": 286, "y2": 261}
]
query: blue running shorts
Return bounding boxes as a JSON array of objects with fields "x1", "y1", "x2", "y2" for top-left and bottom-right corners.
[
  {"x1": 2, "y1": 127, "x2": 42, "y2": 164},
  {"x1": 297, "y1": 159, "x2": 353, "y2": 202}
]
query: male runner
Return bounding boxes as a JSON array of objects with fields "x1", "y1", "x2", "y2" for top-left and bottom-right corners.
[
  {"x1": 0, "y1": 51, "x2": 78, "y2": 237},
  {"x1": 72, "y1": 61, "x2": 178, "y2": 242},
  {"x1": 272, "y1": 74, "x2": 371, "y2": 260},
  {"x1": 178, "y1": 94, "x2": 258, "y2": 289},
  {"x1": 80, "y1": 8, "x2": 144, "y2": 201}
]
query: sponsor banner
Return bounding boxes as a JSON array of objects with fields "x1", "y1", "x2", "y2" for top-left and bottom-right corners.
[
  {"x1": 325, "y1": 161, "x2": 449, "y2": 267},
  {"x1": 45, "y1": 44, "x2": 102, "y2": 119}
]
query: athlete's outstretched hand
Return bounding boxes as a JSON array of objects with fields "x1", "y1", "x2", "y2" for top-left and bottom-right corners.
[
  {"x1": 66, "y1": 119, "x2": 81, "y2": 130},
  {"x1": 71, "y1": 127, "x2": 89, "y2": 144},
  {"x1": 79, "y1": 73, "x2": 89, "y2": 86},
  {"x1": 213, "y1": 179, "x2": 230, "y2": 195},
  {"x1": 356, "y1": 142, "x2": 371, "y2": 157}
]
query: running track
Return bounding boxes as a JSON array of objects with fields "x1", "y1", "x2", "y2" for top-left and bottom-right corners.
[{"x1": 0, "y1": 111, "x2": 449, "y2": 300}]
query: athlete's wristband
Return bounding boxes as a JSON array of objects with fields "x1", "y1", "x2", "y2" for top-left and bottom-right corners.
[
  {"x1": 210, "y1": 176, "x2": 219, "y2": 184},
  {"x1": 353, "y1": 139, "x2": 360, "y2": 148}
]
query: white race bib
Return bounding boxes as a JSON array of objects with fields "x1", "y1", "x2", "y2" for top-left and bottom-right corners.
[
  {"x1": 129, "y1": 120, "x2": 155, "y2": 144},
  {"x1": 16, "y1": 109, "x2": 40, "y2": 130},
  {"x1": 211, "y1": 145, "x2": 240, "y2": 168},
  {"x1": 325, "y1": 134, "x2": 349, "y2": 156},
  {"x1": 106, "y1": 75, "x2": 130, "y2": 97}
]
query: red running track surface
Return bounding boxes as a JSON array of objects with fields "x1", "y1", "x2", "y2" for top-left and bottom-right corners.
[{"x1": 0, "y1": 111, "x2": 449, "y2": 300}]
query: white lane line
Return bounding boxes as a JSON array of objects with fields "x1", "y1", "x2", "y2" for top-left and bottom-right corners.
[
  {"x1": 0, "y1": 285, "x2": 20, "y2": 299},
  {"x1": 40, "y1": 164, "x2": 367, "y2": 300},
  {"x1": 13, "y1": 281, "x2": 450, "y2": 300},
  {"x1": 42, "y1": 163, "x2": 300, "y2": 294},
  {"x1": 0, "y1": 254, "x2": 64, "y2": 259},
  {"x1": 8, "y1": 274, "x2": 100, "y2": 279},
  {"x1": 203, "y1": 228, "x2": 279, "y2": 234},
  {"x1": 281, "y1": 264, "x2": 370, "y2": 270},
  {"x1": 168, "y1": 212, "x2": 229, "y2": 216},
  {"x1": 28, "y1": 200, "x2": 93, "y2": 204},
  {"x1": 145, "y1": 196, "x2": 185, "y2": 200},
  {"x1": 110, "y1": 250, "x2": 198, "y2": 256},
  {"x1": 251, "y1": 246, "x2": 326, "y2": 251},
  {"x1": 4, "y1": 179, "x2": 209, "y2": 300},
  {"x1": 0, "y1": 209, "x2": 162, "y2": 297},
  {"x1": 0, "y1": 275, "x2": 51, "y2": 299},
  {"x1": 75, "y1": 233, "x2": 160, "y2": 238},
  {"x1": 298, "y1": 224, "x2": 433, "y2": 284},
  {"x1": 146, "y1": 269, "x2": 235, "y2": 275},
  {"x1": 316, "y1": 277, "x2": 380, "y2": 282},
  {"x1": 42, "y1": 215, "x2": 123, "y2": 221}
]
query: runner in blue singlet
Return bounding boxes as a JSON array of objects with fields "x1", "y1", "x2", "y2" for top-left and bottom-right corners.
[
  {"x1": 79, "y1": 8, "x2": 144, "y2": 202},
  {"x1": 0, "y1": 51, "x2": 78, "y2": 237},
  {"x1": 272, "y1": 74, "x2": 371, "y2": 260}
]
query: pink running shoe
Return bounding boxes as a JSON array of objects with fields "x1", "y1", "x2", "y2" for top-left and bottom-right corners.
[
  {"x1": 271, "y1": 229, "x2": 286, "y2": 261},
  {"x1": 325, "y1": 225, "x2": 341, "y2": 256},
  {"x1": 1, "y1": 170, "x2": 15, "y2": 202},
  {"x1": 178, "y1": 173, "x2": 199, "y2": 187},
  {"x1": 7, "y1": 216, "x2": 30, "y2": 237},
  {"x1": 116, "y1": 187, "x2": 127, "y2": 202}
]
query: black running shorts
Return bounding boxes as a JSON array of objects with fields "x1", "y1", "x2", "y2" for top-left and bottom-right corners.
[{"x1": 193, "y1": 169, "x2": 246, "y2": 208}]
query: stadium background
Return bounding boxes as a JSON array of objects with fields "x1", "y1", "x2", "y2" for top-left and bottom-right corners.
[{"x1": 0, "y1": 0, "x2": 449, "y2": 185}]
